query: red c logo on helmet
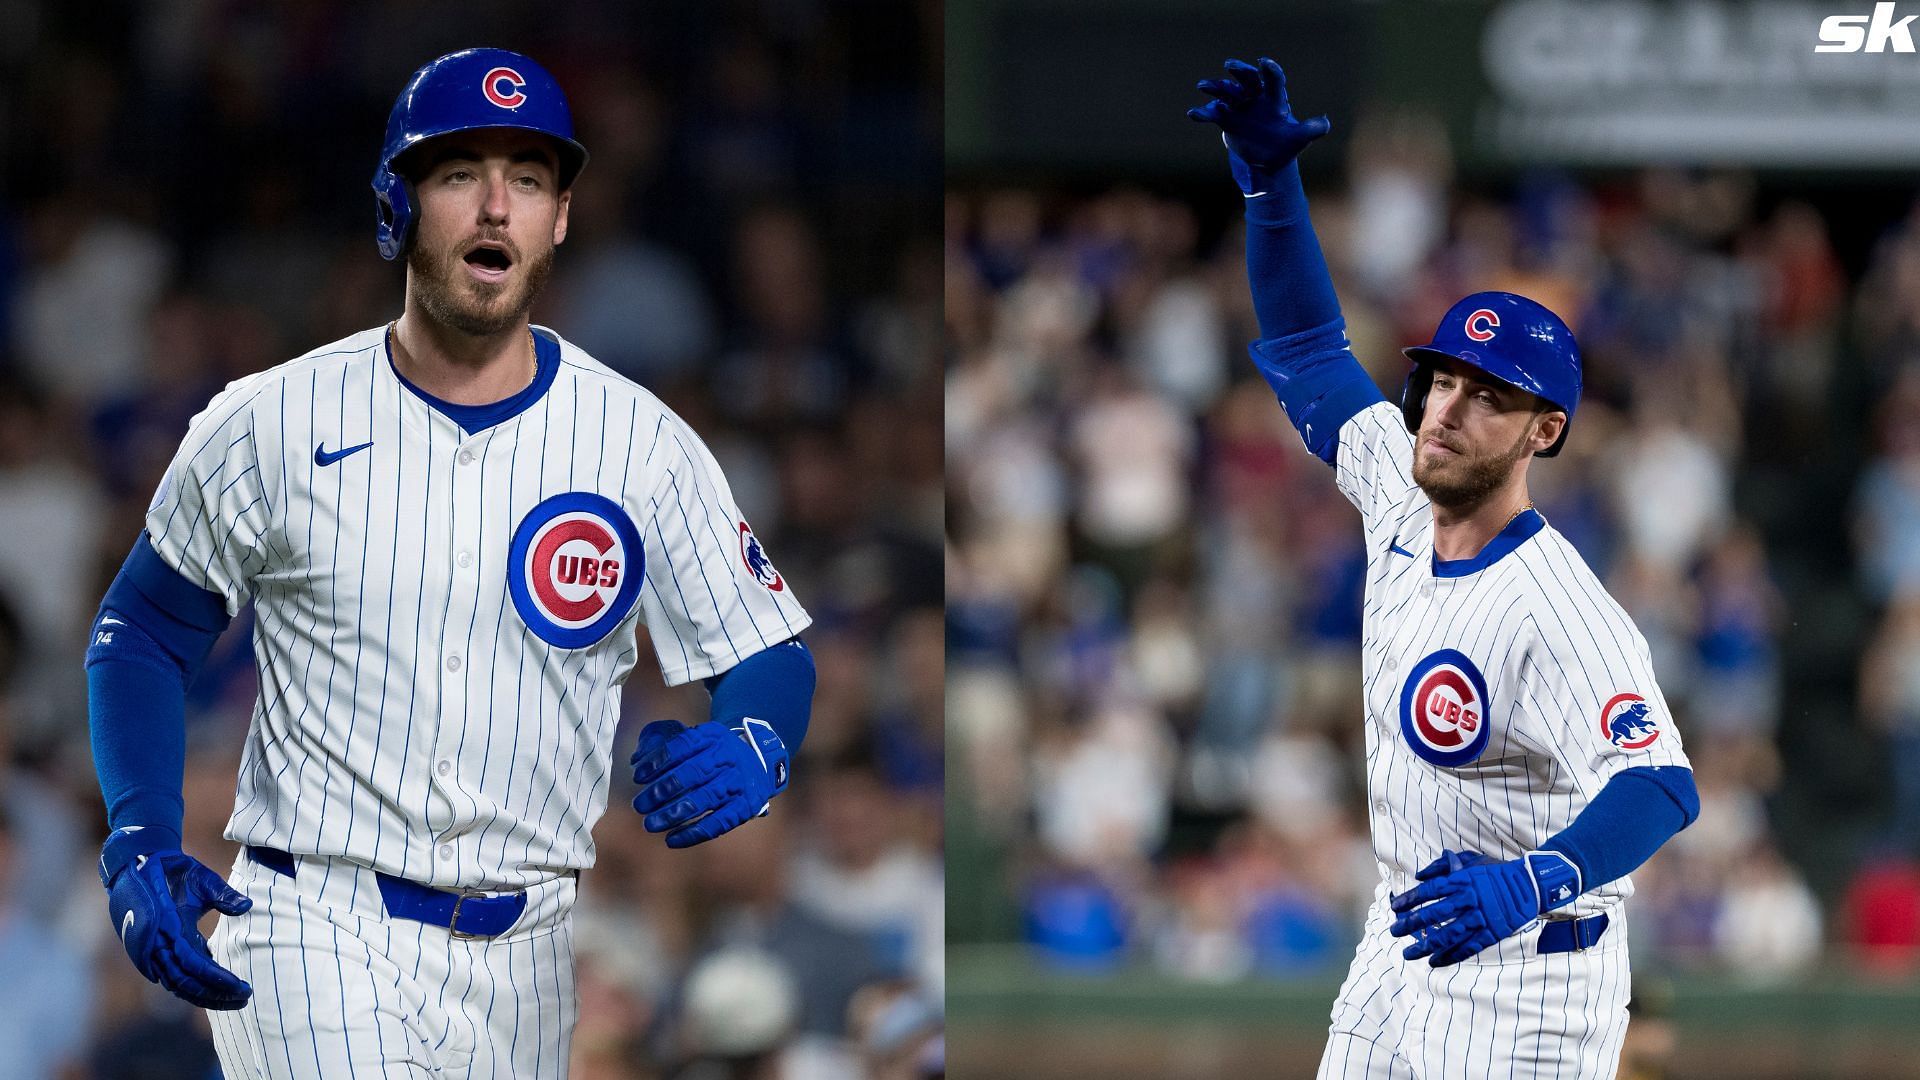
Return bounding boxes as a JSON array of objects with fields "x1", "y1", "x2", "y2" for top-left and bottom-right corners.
[
  {"x1": 483, "y1": 67, "x2": 527, "y2": 109},
  {"x1": 1464, "y1": 309, "x2": 1500, "y2": 342}
]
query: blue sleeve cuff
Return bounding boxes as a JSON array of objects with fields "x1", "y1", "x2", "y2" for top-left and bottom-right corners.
[
  {"x1": 705, "y1": 638, "x2": 816, "y2": 754},
  {"x1": 91, "y1": 533, "x2": 232, "y2": 677},
  {"x1": 126, "y1": 531, "x2": 231, "y2": 629},
  {"x1": 1247, "y1": 334, "x2": 1385, "y2": 464},
  {"x1": 1541, "y1": 766, "x2": 1698, "y2": 893},
  {"x1": 1633, "y1": 763, "x2": 1702, "y2": 826}
]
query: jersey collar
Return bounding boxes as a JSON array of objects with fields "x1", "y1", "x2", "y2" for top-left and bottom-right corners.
[
  {"x1": 386, "y1": 324, "x2": 561, "y2": 435},
  {"x1": 1432, "y1": 507, "x2": 1545, "y2": 578}
]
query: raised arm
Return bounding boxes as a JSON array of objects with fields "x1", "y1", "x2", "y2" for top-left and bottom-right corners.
[{"x1": 1189, "y1": 59, "x2": 1412, "y2": 516}]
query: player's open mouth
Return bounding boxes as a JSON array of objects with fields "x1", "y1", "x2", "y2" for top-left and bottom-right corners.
[{"x1": 463, "y1": 242, "x2": 514, "y2": 283}]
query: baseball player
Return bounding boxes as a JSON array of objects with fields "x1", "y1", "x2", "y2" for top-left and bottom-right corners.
[
  {"x1": 84, "y1": 48, "x2": 816, "y2": 1077},
  {"x1": 1189, "y1": 59, "x2": 1701, "y2": 1078}
]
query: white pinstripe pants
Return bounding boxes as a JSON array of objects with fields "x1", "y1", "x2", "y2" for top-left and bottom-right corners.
[
  {"x1": 1318, "y1": 883, "x2": 1632, "y2": 1080},
  {"x1": 206, "y1": 851, "x2": 580, "y2": 1078}
]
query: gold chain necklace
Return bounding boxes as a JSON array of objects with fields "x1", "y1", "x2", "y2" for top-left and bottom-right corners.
[{"x1": 390, "y1": 322, "x2": 536, "y2": 384}]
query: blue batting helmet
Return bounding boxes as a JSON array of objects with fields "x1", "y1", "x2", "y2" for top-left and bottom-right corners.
[
  {"x1": 373, "y1": 48, "x2": 590, "y2": 261},
  {"x1": 1399, "y1": 291, "x2": 1582, "y2": 457}
]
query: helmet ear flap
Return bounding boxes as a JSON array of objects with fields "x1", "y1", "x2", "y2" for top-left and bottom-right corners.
[
  {"x1": 373, "y1": 169, "x2": 414, "y2": 261},
  {"x1": 1400, "y1": 363, "x2": 1434, "y2": 437}
]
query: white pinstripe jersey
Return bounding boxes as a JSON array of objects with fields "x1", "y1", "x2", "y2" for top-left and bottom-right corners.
[
  {"x1": 1337, "y1": 401, "x2": 1689, "y2": 916},
  {"x1": 146, "y1": 324, "x2": 810, "y2": 890}
]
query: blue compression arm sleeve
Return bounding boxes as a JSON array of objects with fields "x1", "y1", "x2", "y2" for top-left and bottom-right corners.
[
  {"x1": 1540, "y1": 765, "x2": 1699, "y2": 892},
  {"x1": 704, "y1": 637, "x2": 815, "y2": 752},
  {"x1": 1245, "y1": 163, "x2": 1342, "y2": 338},
  {"x1": 1243, "y1": 164, "x2": 1384, "y2": 464},
  {"x1": 84, "y1": 533, "x2": 234, "y2": 848}
]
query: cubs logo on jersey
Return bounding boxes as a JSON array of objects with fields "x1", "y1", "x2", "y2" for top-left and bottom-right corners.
[
  {"x1": 739, "y1": 521, "x2": 785, "y2": 592},
  {"x1": 508, "y1": 492, "x2": 645, "y2": 648},
  {"x1": 1600, "y1": 692, "x2": 1660, "y2": 750},
  {"x1": 1400, "y1": 649, "x2": 1493, "y2": 766}
]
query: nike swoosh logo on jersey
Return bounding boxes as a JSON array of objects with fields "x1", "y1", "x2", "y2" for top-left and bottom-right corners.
[
  {"x1": 1389, "y1": 541, "x2": 1415, "y2": 558},
  {"x1": 315, "y1": 441, "x2": 375, "y2": 466}
]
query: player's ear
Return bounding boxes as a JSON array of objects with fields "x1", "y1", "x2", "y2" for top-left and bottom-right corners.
[
  {"x1": 1530, "y1": 410, "x2": 1566, "y2": 454},
  {"x1": 553, "y1": 189, "x2": 570, "y2": 246}
]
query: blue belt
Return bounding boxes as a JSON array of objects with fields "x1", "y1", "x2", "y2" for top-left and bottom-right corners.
[
  {"x1": 248, "y1": 846, "x2": 528, "y2": 939},
  {"x1": 1538, "y1": 913, "x2": 1609, "y2": 954}
]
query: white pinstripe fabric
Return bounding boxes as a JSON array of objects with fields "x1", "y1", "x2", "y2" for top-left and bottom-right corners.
[
  {"x1": 1320, "y1": 883, "x2": 1632, "y2": 1078},
  {"x1": 1312, "y1": 402, "x2": 1684, "y2": 1079},
  {"x1": 207, "y1": 851, "x2": 580, "y2": 1079},
  {"x1": 145, "y1": 324, "x2": 809, "y2": 891},
  {"x1": 145, "y1": 323, "x2": 807, "y2": 1073}
]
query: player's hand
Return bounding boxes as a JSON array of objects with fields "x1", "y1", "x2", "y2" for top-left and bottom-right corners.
[
  {"x1": 630, "y1": 717, "x2": 790, "y2": 849},
  {"x1": 99, "y1": 826, "x2": 254, "y2": 1010},
  {"x1": 1388, "y1": 849, "x2": 1581, "y2": 966},
  {"x1": 1410, "y1": 848, "x2": 1496, "y2": 881},
  {"x1": 1186, "y1": 57, "x2": 1330, "y2": 195}
]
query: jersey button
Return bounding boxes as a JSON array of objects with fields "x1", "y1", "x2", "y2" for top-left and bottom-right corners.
[
  {"x1": 1385, "y1": 656, "x2": 1398, "y2": 672},
  {"x1": 457, "y1": 551, "x2": 473, "y2": 568},
  {"x1": 446, "y1": 655, "x2": 462, "y2": 672},
  {"x1": 436, "y1": 759, "x2": 452, "y2": 777},
  {"x1": 438, "y1": 844, "x2": 454, "y2": 861},
  {"x1": 458, "y1": 450, "x2": 476, "y2": 466}
]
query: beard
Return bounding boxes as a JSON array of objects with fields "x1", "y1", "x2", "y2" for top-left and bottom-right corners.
[
  {"x1": 1412, "y1": 423, "x2": 1535, "y2": 514},
  {"x1": 405, "y1": 233, "x2": 555, "y2": 338}
]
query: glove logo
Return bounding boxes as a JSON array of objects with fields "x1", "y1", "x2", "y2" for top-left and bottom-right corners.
[
  {"x1": 1464, "y1": 308, "x2": 1501, "y2": 342},
  {"x1": 482, "y1": 66, "x2": 528, "y2": 109},
  {"x1": 739, "y1": 521, "x2": 785, "y2": 592},
  {"x1": 508, "y1": 492, "x2": 645, "y2": 648},
  {"x1": 1600, "y1": 692, "x2": 1660, "y2": 750},
  {"x1": 1400, "y1": 649, "x2": 1493, "y2": 767}
]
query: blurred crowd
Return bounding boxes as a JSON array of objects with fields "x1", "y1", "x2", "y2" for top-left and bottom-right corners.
[
  {"x1": 947, "y1": 112, "x2": 1920, "y2": 987},
  {"x1": 0, "y1": 2, "x2": 941, "y2": 1079}
]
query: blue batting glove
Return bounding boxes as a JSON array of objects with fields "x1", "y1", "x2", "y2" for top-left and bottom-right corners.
[
  {"x1": 99, "y1": 826, "x2": 254, "y2": 1010},
  {"x1": 1387, "y1": 849, "x2": 1581, "y2": 966},
  {"x1": 1410, "y1": 848, "x2": 1495, "y2": 882},
  {"x1": 630, "y1": 717, "x2": 790, "y2": 849},
  {"x1": 1186, "y1": 57, "x2": 1331, "y2": 196}
]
